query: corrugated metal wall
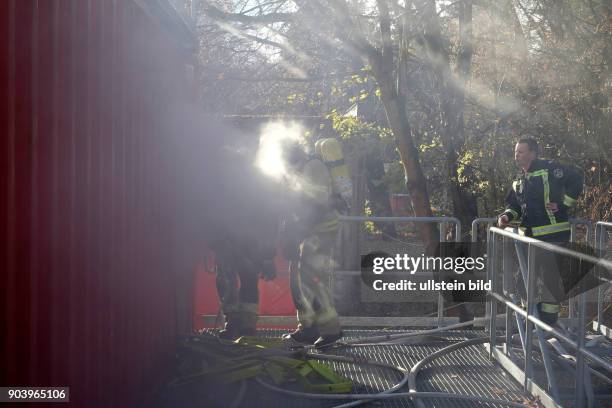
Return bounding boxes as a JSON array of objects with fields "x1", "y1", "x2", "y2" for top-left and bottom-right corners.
[{"x1": 0, "y1": 1, "x2": 195, "y2": 405}]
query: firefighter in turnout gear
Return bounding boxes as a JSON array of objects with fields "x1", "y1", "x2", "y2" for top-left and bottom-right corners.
[
  {"x1": 498, "y1": 137, "x2": 584, "y2": 324},
  {"x1": 212, "y1": 235, "x2": 277, "y2": 340},
  {"x1": 281, "y1": 139, "x2": 344, "y2": 348}
]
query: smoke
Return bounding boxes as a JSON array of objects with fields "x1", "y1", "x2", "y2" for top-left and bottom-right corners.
[
  {"x1": 254, "y1": 120, "x2": 327, "y2": 206},
  {"x1": 255, "y1": 121, "x2": 303, "y2": 180},
  {"x1": 157, "y1": 106, "x2": 292, "y2": 253}
]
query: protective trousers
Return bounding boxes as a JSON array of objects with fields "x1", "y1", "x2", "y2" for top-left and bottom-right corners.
[
  {"x1": 290, "y1": 230, "x2": 340, "y2": 336},
  {"x1": 514, "y1": 230, "x2": 570, "y2": 324},
  {"x1": 216, "y1": 256, "x2": 259, "y2": 332}
]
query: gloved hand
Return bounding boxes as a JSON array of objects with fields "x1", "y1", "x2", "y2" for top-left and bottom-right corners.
[{"x1": 260, "y1": 260, "x2": 277, "y2": 281}]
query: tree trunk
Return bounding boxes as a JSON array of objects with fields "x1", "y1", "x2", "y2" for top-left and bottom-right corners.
[
  {"x1": 368, "y1": 0, "x2": 438, "y2": 253},
  {"x1": 369, "y1": 58, "x2": 438, "y2": 253},
  {"x1": 417, "y1": 0, "x2": 477, "y2": 236}
]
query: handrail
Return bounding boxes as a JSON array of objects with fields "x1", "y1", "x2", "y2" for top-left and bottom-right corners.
[
  {"x1": 337, "y1": 215, "x2": 462, "y2": 327},
  {"x1": 471, "y1": 218, "x2": 496, "y2": 242},
  {"x1": 487, "y1": 225, "x2": 612, "y2": 408},
  {"x1": 490, "y1": 227, "x2": 612, "y2": 269},
  {"x1": 338, "y1": 215, "x2": 461, "y2": 242}
]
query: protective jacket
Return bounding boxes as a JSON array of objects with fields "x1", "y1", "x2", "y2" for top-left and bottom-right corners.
[
  {"x1": 283, "y1": 157, "x2": 341, "y2": 337},
  {"x1": 502, "y1": 159, "x2": 583, "y2": 237}
]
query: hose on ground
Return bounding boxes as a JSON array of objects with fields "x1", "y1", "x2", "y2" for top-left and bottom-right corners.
[
  {"x1": 255, "y1": 337, "x2": 530, "y2": 408},
  {"x1": 409, "y1": 337, "x2": 500, "y2": 408},
  {"x1": 314, "y1": 317, "x2": 491, "y2": 349}
]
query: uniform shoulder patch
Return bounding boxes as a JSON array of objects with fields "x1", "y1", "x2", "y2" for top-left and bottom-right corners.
[{"x1": 553, "y1": 168, "x2": 564, "y2": 178}]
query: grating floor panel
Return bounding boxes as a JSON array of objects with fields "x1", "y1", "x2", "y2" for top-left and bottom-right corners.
[
  {"x1": 151, "y1": 328, "x2": 532, "y2": 408},
  {"x1": 509, "y1": 339, "x2": 612, "y2": 407}
]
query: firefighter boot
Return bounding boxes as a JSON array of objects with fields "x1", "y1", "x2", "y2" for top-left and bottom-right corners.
[
  {"x1": 314, "y1": 331, "x2": 343, "y2": 349},
  {"x1": 537, "y1": 303, "x2": 559, "y2": 325},
  {"x1": 282, "y1": 326, "x2": 320, "y2": 344},
  {"x1": 218, "y1": 312, "x2": 241, "y2": 340}
]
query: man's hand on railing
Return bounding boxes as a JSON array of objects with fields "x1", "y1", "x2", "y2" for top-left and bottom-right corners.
[{"x1": 498, "y1": 214, "x2": 510, "y2": 228}]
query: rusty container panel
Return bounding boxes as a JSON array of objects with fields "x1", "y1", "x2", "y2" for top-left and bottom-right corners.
[{"x1": 0, "y1": 1, "x2": 195, "y2": 406}]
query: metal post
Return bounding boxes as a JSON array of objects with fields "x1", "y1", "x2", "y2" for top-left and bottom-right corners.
[
  {"x1": 575, "y1": 286, "x2": 587, "y2": 408},
  {"x1": 568, "y1": 220, "x2": 593, "y2": 322},
  {"x1": 569, "y1": 223, "x2": 576, "y2": 319},
  {"x1": 533, "y1": 311, "x2": 560, "y2": 401},
  {"x1": 524, "y1": 244, "x2": 536, "y2": 391},
  {"x1": 489, "y1": 234, "x2": 498, "y2": 352},
  {"x1": 595, "y1": 222, "x2": 609, "y2": 333},
  {"x1": 596, "y1": 223, "x2": 602, "y2": 332},
  {"x1": 486, "y1": 229, "x2": 492, "y2": 338},
  {"x1": 454, "y1": 220, "x2": 461, "y2": 242},
  {"x1": 511, "y1": 294, "x2": 527, "y2": 354},
  {"x1": 513, "y1": 234, "x2": 530, "y2": 354},
  {"x1": 503, "y1": 235, "x2": 513, "y2": 355},
  {"x1": 486, "y1": 230, "x2": 496, "y2": 358},
  {"x1": 585, "y1": 222, "x2": 592, "y2": 247},
  {"x1": 437, "y1": 222, "x2": 445, "y2": 327},
  {"x1": 471, "y1": 218, "x2": 496, "y2": 243}
]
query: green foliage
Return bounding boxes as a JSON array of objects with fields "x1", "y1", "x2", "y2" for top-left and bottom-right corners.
[{"x1": 326, "y1": 109, "x2": 406, "y2": 194}]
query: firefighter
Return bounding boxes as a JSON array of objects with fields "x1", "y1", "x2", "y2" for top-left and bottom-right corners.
[
  {"x1": 281, "y1": 141, "x2": 343, "y2": 348},
  {"x1": 212, "y1": 234, "x2": 276, "y2": 340},
  {"x1": 498, "y1": 137, "x2": 583, "y2": 324}
]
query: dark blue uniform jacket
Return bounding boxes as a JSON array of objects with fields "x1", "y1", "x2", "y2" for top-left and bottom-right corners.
[{"x1": 503, "y1": 159, "x2": 583, "y2": 237}]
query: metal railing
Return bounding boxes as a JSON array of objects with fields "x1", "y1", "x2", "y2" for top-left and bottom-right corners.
[
  {"x1": 568, "y1": 220, "x2": 593, "y2": 321},
  {"x1": 336, "y1": 216, "x2": 461, "y2": 327},
  {"x1": 471, "y1": 217, "x2": 496, "y2": 242},
  {"x1": 486, "y1": 226, "x2": 612, "y2": 408},
  {"x1": 595, "y1": 222, "x2": 612, "y2": 334},
  {"x1": 472, "y1": 218, "x2": 595, "y2": 323}
]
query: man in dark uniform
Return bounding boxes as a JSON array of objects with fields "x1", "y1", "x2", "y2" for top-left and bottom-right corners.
[{"x1": 498, "y1": 137, "x2": 583, "y2": 324}]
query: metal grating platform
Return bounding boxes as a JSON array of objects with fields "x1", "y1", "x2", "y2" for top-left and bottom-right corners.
[{"x1": 152, "y1": 328, "x2": 533, "y2": 408}]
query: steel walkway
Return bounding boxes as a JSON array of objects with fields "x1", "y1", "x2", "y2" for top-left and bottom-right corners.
[{"x1": 152, "y1": 328, "x2": 535, "y2": 408}]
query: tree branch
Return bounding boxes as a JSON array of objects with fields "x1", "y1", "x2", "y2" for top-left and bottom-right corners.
[
  {"x1": 202, "y1": 2, "x2": 295, "y2": 24},
  {"x1": 377, "y1": 0, "x2": 394, "y2": 68}
]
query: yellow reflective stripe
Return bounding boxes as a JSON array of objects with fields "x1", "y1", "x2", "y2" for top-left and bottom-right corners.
[
  {"x1": 541, "y1": 171, "x2": 557, "y2": 225},
  {"x1": 563, "y1": 194, "x2": 577, "y2": 207},
  {"x1": 540, "y1": 303, "x2": 560, "y2": 313},
  {"x1": 532, "y1": 222, "x2": 570, "y2": 236},
  {"x1": 525, "y1": 169, "x2": 556, "y2": 224},
  {"x1": 526, "y1": 169, "x2": 548, "y2": 178}
]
